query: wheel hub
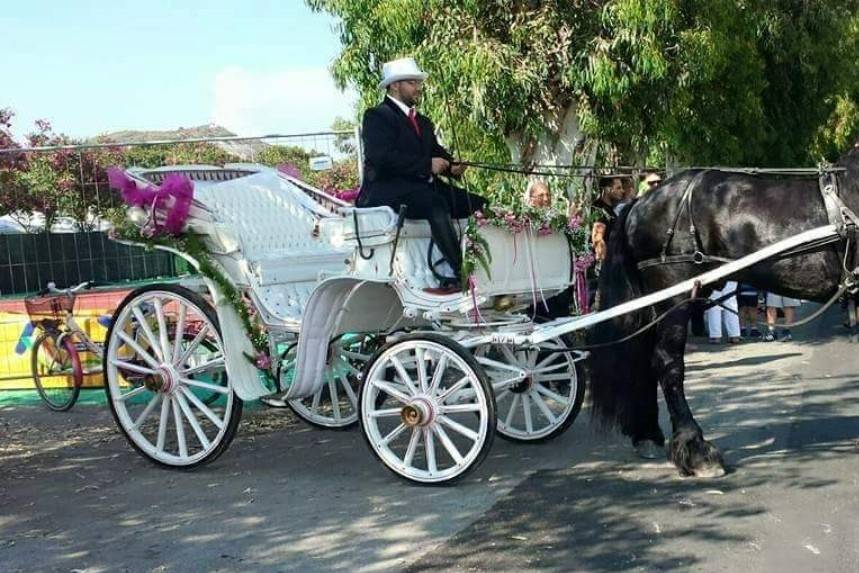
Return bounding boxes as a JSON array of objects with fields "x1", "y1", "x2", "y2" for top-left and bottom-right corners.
[
  {"x1": 145, "y1": 364, "x2": 179, "y2": 394},
  {"x1": 510, "y1": 373, "x2": 533, "y2": 394},
  {"x1": 401, "y1": 397, "x2": 435, "y2": 427}
]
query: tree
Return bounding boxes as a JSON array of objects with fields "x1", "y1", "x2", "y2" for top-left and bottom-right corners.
[{"x1": 308, "y1": 0, "x2": 859, "y2": 180}]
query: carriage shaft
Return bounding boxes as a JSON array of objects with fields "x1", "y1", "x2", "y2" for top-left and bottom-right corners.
[{"x1": 492, "y1": 224, "x2": 839, "y2": 346}]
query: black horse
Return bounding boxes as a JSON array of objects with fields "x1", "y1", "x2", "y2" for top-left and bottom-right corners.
[{"x1": 588, "y1": 143, "x2": 859, "y2": 477}]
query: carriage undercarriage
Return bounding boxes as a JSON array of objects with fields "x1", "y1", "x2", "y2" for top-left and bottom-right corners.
[{"x1": 103, "y1": 164, "x2": 843, "y2": 484}]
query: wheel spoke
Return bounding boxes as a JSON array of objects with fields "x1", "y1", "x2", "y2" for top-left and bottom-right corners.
[
  {"x1": 182, "y1": 355, "x2": 225, "y2": 377},
  {"x1": 495, "y1": 389, "x2": 511, "y2": 403},
  {"x1": 171, "y1": 396, "x2": 188, "y2": 458},
  {"x1": 117, "y1": 385, "x2": 149, "y2": 402},
  {"x1": 110, "y1": 358, "x2": 156, "y2": 376},
  {"x1": 491, "y1": 376, "x2": 521, "y2": 392},
  {"x1": 117, "y1": 330, "x2": 160, "y2": 370},
  {"x1": 390, "y1": 355, "x2": 418, "y2": 395},
  {"x1": 424, "y1": 428, "x2": 437, "y2": 474},
  {"x1": 439, "y1": 403, "x2": 482, "y2": 414},
  {"x1": 328, "y1": 377, "x2": 341, "y2": 421},
  {"x1": 176, "y1": 324, "x2": 210, "y2": 369},
  {"x1": 522, "y1": 394, "x2": 533, "y2": 433},
  {"x1": 310, "y1": 386, "x2": 322, "y2": 413},
  {"x1": 338, "y1": 373, "x2": 358, "y2": 409},
  {"x1": 536, "y1": 373, "x2": 573, "y2": 382},
  {"x1": 531, "y1": 389, "x2": 557, "y2": 424},
  {"x1": 131, "y1": 305, "x2": 163, "y2": 362},
  {"x1": 534, "y1": 383, "x2": 570, "y2": 406},
  {"x1": 181, "y1": 387, "x2": 225, "y2": 430},
  {"x1": 415, "y1": 348, "x2": 428, "y2": 393},
  {"x1": 381, "y1": 423, "x2": 407, "y2": 445},
  {"x1": 437, "y1": 376, "x2": 470, "y2": 402},
  {"x1": 534, "y1": 350, "x2": 560, "y2": 371},
  {"x1": 176, "y1": 392, "x2": 211, "y2": 450},
  {"x1": 427, "y1": 354, "x2": 449, "y2": 395},
  {"x1": 172, "y1": 302, "x2": 186, "y2": 364},
  {"x1": 403, "y1": 428, "x2": 421, "y2": 467},
  {"x1": 533, "y1": 361, "x2": 569, "y2": 374},
  {"x1": 368, "y1": 408, "x2": 402, "y2": 418},
  {"x1": 505, "y1": 394, "x2": 521, "y2": 427},
  {"x1": 372, "y1": 380, "x2": 412, "y2": 404},
  {"x1": 131, "y1": 394, "x2": 161, "y2": 430},
  {"x1": 499, "y1": 344, "x2": 522, "y2": 367},
  {"x1": 180, "y1": 377, "x2": 230, "y2": 395},
  {"x1": 154, "y1": 298, "x2": 172, "y2": 364},
  {"x1": 433, "y1": 424, "x2": 463, "y2": 465},
  {"x1": 156, "y1": 396, "x2": 171, "y2": 453},
  {"x1": 438, "y1": 415, "x2": 479, "y2": 442}
]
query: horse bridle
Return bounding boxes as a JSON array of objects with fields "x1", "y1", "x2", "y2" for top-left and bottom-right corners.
[{"x1": 636, "y1": 166, "x2": 858, "y2": 278}]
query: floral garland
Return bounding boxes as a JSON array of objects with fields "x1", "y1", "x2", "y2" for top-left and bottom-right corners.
[
  {"x1": 462, "y1": 205, "x2": 595, "y2": 312},
  {"x1": 106, "y1": 169, "x2": 276, "y2": 382}
]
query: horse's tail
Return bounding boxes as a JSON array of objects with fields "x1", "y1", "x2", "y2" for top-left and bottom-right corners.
[{"x1": 588, "y1": 204, "x2": 658, "y2": 437}]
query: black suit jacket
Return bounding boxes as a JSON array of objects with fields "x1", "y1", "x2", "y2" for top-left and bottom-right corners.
[{"x1": 357, "y1": 97, "x2": 453, "y2": 208}]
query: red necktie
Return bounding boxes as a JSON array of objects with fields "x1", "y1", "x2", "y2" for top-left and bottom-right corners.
[{"x1": 408, "y1": 108, "x2": 422, "y2": 136}]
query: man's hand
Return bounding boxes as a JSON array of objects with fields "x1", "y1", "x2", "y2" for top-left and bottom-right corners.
[
  {"x1": 431, "y1": 157, "x2": 450, "y2": 175},
  {"x1": 449, "y1": 162, "x2": 467, "y2": 177}
]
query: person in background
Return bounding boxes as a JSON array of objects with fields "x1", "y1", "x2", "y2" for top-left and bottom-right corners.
[
  {"x1": 737, "y1": 283, "x2": 762, "y2": 339},
  {"x1": 526, "y1": 180, "x2": 552, "y2": 208},
  {"x1": 706, "y1": 281, "x2": 741, "y2": 344},
  {"x1": 591, "y1": 176, "x2": 628, "y2": 263},
  {"x1": 764, "y1": 293, "x2": 800, "y2": 341}
]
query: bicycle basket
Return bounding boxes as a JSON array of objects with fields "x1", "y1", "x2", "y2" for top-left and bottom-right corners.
[{"x1": 24, "y1": 294, "x2": 75, "y2": 321}]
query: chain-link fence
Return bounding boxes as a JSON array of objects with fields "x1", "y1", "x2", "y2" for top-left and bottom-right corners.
[{"x1": 0, "y1": 130, "x2": 361, "y2": 296}]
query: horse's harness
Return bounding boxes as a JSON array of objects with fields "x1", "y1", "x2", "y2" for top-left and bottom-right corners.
[{"x1": 636, "y1": 166, "x2": 859, "y2": 288}]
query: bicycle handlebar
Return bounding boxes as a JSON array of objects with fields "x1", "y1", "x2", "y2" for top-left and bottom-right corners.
[{"x1": 40, "y1": 281, "x2": 95, "y2": 296}]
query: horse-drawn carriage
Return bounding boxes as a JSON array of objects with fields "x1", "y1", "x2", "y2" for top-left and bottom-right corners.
[
  {"x1": 105, "y1": 153, "x2": 856, "y2": 483},
  {"x1": 104, "y1": 164, "x2": 587, "y2": 484}
]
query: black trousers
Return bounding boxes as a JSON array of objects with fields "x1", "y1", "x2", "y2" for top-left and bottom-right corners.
[{"x1": 386, "y1": 183, "x2": 486, "y2": 279}]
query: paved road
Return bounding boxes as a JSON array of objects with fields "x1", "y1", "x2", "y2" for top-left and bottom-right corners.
[{"x1": 2, "y1": 307, "x2": 858, "y2": 572}]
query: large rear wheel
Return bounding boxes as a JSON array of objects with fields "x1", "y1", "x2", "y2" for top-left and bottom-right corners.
[{"x1": 103, "y1": 284, "x2": 242, "y2": 469}]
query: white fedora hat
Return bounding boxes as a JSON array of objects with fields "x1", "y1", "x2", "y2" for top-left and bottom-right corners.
[{"x1": 378, "y1": 57, "x2": 428, "y2": 89}]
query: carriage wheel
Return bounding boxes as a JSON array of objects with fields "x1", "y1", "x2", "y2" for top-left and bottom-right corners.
[
  {"x1": 474, "y1": 336, "x2": 584, "y2": 443},
  {"x1": 359, "y1": 333, "x2": 495, "y2": 485},
  {"x1": 103, "y1": 284, "x2": 242, "y2": 469},
  {"x1": 287, "y1": 335, "x2": 378, "y2": 429}
]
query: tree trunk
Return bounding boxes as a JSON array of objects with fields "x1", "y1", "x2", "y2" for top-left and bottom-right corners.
[{"x1": 504, "y1": 105, "x2": 591, "y2": 203}]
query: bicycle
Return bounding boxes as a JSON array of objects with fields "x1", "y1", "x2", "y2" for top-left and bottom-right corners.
[
  {"x1": 26, "y1": 281, "x2": 225, "y2": 412},
  {"x1": 26, "y1": 281, "x2": 108, "y2": 411}
]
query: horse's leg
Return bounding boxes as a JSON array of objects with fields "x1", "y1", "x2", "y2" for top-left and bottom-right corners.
[
  {"x1": 630, "y1": 343, "x2": 666, "y2": 459},
  {"x1": 652, "y1": 306, "x2": 726, "y2": 477}
]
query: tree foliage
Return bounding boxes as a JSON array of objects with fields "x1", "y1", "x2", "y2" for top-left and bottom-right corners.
[{"x1": 308, "y1": 0, "x2": 859, "y2": 172}]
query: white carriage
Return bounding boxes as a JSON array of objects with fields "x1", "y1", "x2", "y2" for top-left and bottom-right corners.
[{"x1": 104, "y1": 164, "x2": 587, "y2": 484}]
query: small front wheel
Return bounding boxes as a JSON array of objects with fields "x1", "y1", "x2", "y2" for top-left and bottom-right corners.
[
  {"x1": 359, "y1": 333, "x2": 495, "y2": 485},
  {"x1": 31, "y1": 332, "x2": 82, "y2": 411}
]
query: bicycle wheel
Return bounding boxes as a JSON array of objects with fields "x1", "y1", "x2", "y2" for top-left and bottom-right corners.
[{"x1": 31, "y1": 332, "x2": 82, "y2": 411}]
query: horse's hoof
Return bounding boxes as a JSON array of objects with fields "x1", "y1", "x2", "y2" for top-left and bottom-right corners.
[
  {"x1": 635, "y1": 440, "x2": 665, "y2": 460},
  {"x1": 670, "y1": 431, "x2": 725, "y2": 478},
  {"x1": 689, "y1": 463, "x2": 727, "y2": 478}
]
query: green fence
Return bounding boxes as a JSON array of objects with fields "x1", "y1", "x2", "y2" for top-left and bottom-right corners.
[{"x1": 0, "y1": 231, "x2": 179, "y2": 295}]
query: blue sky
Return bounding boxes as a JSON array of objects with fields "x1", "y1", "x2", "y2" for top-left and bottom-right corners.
[{"x1": 2, "y1": 0, "x2": 357, "y2": 140}]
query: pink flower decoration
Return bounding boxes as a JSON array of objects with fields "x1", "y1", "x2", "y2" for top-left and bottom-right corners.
[{"x1": 255, "y1": 353, "x2": 272, "y2": 370}]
